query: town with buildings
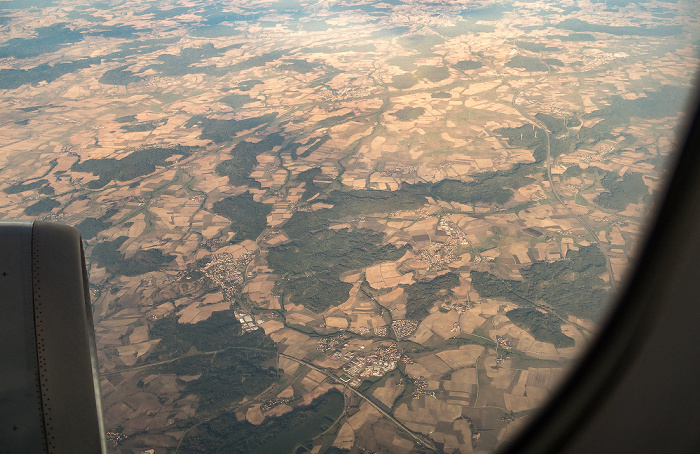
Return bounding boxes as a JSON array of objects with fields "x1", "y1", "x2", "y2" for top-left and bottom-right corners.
[{"x1": 338, "y1": 343, "x2": 402, "y2": 388}]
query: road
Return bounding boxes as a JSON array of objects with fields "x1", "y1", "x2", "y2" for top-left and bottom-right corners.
[
  {"x1": 278, "y1": 352, "x2": 439, "y2": 452},
  {"x1": 100, "y1": 345, "x2": 274, "y2": 377},
  {"x1": 103, "y1": 346, "x2": 438, "y2": 451},
  {"x1": 510, "y1": 62, "x2": 617, "y2": 291}
]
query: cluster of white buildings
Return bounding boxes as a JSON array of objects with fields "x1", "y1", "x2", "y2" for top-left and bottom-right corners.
[{"x1": 234, "y1": 311, "x2": 262, "y2": 332}]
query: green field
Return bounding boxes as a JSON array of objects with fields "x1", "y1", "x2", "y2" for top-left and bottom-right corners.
[
  {"x1": 212, "y1": 192, "x2": 272, "y2": 243},
  {"x1": 471, "y1": 245, "x2": 610, "y2": 320},
  {"x1": 506, "y1": 308, "x2": 574, "y2": 348},
  {"x1": 404, "y1": 272, "x2": 460, "y2": 320},
  {"x1": 215, "y1": 133, "x2": 284, "y2": 185},
  {"x1": 90, "y1": 236, "x2": 175, "y2": 276},
  {"x1": 71, "y1": 145, "x2": 194, "y2": 189},
  {"x1": 268, "y1": 228, "x2": 408, "y2": 312},
  {"x1": 23, "y1": 197, "x2": 59, "y2": 215},
  {"x1": 180, "y1": 389, "x2": 344, "y2": 453}
]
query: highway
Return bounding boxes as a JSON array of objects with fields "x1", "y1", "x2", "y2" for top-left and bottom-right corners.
[
  {"x1": 278, "y1": 352, "x2": 439, "y2": 452},
  {"x1": 103, "y1": 346, "x2": 439, "y2": 451},
  {"x1": 510, "y1": 61, "x2": 617, "y2": 292}
]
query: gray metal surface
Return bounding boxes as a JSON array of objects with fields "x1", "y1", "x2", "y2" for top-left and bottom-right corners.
[
  {"x1": 0, "y1": 221, "x2": 106, "y2": 454},
  {"x1": 31, "y1": 221, "x2": 106, "y2": 454},
  {"x1": 0, "y1": 220, "x2": 47, "y2": 453}
]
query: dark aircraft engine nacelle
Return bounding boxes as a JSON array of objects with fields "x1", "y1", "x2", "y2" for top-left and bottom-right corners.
[{"x1": 0, "y1": 221, "x2": 106, "y2": 454}]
